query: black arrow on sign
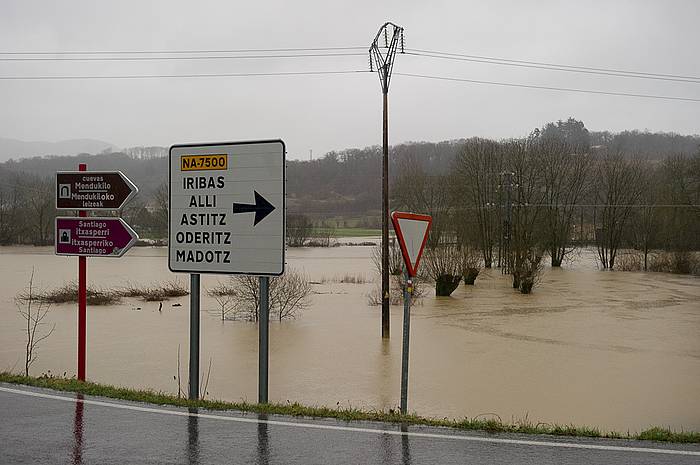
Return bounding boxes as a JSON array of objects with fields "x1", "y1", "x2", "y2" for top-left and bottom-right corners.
[{"x1": 232, "y1": 191, "x2": 276, "y2": 226}]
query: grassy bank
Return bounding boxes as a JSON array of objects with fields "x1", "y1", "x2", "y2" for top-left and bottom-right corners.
[{"x1": 1, "y1": 373, "x2": 698, "y2": 443}]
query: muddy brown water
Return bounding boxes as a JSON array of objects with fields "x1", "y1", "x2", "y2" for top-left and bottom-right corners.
[{"x1": 1, "y1": 244, "x2": 698, "y2": 433}]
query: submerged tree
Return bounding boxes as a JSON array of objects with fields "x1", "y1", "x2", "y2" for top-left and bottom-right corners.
[
  {"x1": 207, "y1": 269, "x2": 312, "y2": 321},
  {"x1": 593, "y1": 152, "x2": 644, "y2": 269},
  {"x1": 506, "y1": 140, "x2": 547, "y2": 293},
  {"x1": 533, "y1": 137, "x2": 593, "y2": 266},
  {"x1": 455, "y1": 139, "x2": 503, "y2": 267}
]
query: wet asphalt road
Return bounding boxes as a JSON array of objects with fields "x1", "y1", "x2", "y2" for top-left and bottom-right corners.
[{"x1": 1, "y1": 383, "x2": 699, "y2": 465}]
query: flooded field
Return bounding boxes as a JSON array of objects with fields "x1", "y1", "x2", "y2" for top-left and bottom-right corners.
[{"x1": 0, "y1": 244, "x2": 699, "y2": 433}]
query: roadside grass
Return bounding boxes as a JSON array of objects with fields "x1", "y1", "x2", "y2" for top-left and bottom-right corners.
[{"x1": 1, "y1": 372, "x2": 698, "y2": 443}]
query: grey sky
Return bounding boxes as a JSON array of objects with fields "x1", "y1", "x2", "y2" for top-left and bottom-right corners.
[{"x1": 1, "y1": 0, "x2": 699, "y2": 160}]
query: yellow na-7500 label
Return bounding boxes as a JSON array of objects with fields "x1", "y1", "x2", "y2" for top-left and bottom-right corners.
[{"x1": 180, "y1": 154, "x2": 228, "y2": 171}]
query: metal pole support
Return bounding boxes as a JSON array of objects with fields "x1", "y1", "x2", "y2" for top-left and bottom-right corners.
[
  {"x1": 400, "y1": 271, "x2": 412, "y2": 414},
  {"x1": 258, "y1": 276, "x2": 270, "y2": 404},
  {"x1": 189, "y1": 273, "x2": 200, "y2": 400}
]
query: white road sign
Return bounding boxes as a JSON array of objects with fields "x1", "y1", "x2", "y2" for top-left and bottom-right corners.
[{"x1": 168, "y1": 140, "x2": 285, "y2": 275}]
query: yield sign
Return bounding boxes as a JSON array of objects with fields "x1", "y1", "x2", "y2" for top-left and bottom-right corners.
[{"x1": 391, "y1": 211, "x2": 432, "y2": 277}]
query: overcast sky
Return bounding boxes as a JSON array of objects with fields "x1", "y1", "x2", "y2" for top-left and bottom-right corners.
[{"x1": 1, "y1": 0, "x2": 699, "y2": 159}]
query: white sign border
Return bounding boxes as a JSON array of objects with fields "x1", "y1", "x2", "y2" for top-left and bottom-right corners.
[{"x1": 167, "y1": 139, "x2": 286, "y2": 276}]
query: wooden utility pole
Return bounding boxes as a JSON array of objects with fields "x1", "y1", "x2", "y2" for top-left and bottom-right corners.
[{"x1": 369, "y1": 22, "x2": 404, "y2": 338}]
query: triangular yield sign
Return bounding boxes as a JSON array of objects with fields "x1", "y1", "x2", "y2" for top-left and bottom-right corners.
[{"x1": 391, "y1": 211, "x2": 432, "y2": 277}]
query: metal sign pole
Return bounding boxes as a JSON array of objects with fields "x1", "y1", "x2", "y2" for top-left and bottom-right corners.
[
  {"x1": 400, "y1": 271, "x2": 412, "y2": 414},
  {"x1": 189, "y1": 273, "x2": 200, "y2": 400},
  {"x1": 259, "y1": 276, "x2": 270, "y2": 404}
]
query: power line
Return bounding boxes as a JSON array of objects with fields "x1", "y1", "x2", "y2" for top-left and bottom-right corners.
[
  {"x1": 406, "y1": 48, "x2": 700, "y2": 83},
  {"x1": 0, "y1": 52, "x2": 366, "y2": 62},
  {"x1": 394, "y1": 72, "x2": 700, "y2": 103},
  {"x1": 0, "y1": 46, "x2": 367, "y2": 55},
  {"x1": 0, "y1": 70, "x2": 370, "y2": 81}
]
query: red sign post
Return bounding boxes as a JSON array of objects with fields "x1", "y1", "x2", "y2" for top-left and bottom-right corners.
[
  {"x1": 78, "y1": 163, "x2": 87, "y2": 381},
  {"x1": 55, "y1": 163, "x2": 138, "y2": 381}
]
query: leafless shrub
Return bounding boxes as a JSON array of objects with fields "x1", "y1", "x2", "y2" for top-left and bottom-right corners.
[
  {"x1": 15, "y1": 269, "x2": 55, "y2": 376},
  {"x1": 648, "y1": 251, "x2": 699, "y2": 274},
  {"x1": 307, "y1": 221, "x2": 336, "y2": 247},
  {"x1": 119, "y1": 280, "x2": 189, "y2": 301},
  {"x1": 319, "y1": 273, "x2": 370, "y2": 284},
  {"x1": 287, "y1": 214, "x2": 313, "y2": 247},
  {"x1": 616, "y1": 252, "x2": 644, "y2": 271},
  {"x1": 460, "y1": 247, "x2": 482, "y2": 285},
  {"x1": 366, "y1": 274, "x2": 426, "y2": 306},
  {"x1": 424, "y1": 242, "x2": 463, "y2": 296},
  {"x1": 371, "y1": 240, "x2": 404, "y2": 276},
  {"x1": 207, "y1": 269, "x2": 312, "y2": 321},
  {"x1": 20, "y1": 281, "x2": 121, "y2": 306},
  {"x1": 208, "y1": 282, "x2": 235, "y2": 320}
]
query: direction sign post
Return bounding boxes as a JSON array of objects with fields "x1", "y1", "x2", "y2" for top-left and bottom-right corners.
[
  {"x1": 169, "y1": 140, "x2": 285, "y2": 402},
  {"x1": 55, "y1": 165, "x2": 139, "y2": 382},
  {"x1": 391, "y1": 211, "x2": 432, "y2": 414}
]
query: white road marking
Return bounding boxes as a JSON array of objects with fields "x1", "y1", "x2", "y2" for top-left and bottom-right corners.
[{"x1": 1, "y1": 385, "x2": 698, "y2": 457}]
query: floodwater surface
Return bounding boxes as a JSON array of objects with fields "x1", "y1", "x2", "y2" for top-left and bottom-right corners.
[{"x1": 0, "y1": 244, "x2": 698, "y2": 433}]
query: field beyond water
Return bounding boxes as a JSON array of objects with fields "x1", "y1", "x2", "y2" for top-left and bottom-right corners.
[{"x1": 0, "y1": 244, "x2": 699, "y2": 434}]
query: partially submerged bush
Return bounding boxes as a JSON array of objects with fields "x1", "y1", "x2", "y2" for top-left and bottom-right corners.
[
  {"x1": 460, "y1": 247, "x2": 482, "y2": 285},
  {"x1": 366, "y1": 274, "x2": 426, "y2": 306},
  {"x1": 615, "y1": 252, "x2": 644, "y2": 271},
  {"x1": 513, "y1": 252, "x2": 544, "y2": 295},
  {"x1": 648, "y1": 251, "x2": 700, "y2": 274},
  {"x1": 207, "y1": 269, "x2": 312, "y2": 321},
  {"x1": 424, "y1": 242, "x2": 463, "y2": 297},
  {"x1": 119, "y1": 280, "x2": 189, "y2": 301},
  {"x1": 371, "y1": 240, "x2": 404, "y2": 276},
  {"x1": 320, "y1": 273, "x2": 370, "y2": 284},
  {"x1": 18, "y1": 282, "x2": 121, "y2": 306}
]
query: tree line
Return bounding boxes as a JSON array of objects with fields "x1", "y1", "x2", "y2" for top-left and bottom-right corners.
[
  {"x1": 1, "y1": 120, "x2": 698, "y2": 249},
  {"x1": 392, "y1": 120, "x2": 700, "y2": 295}
]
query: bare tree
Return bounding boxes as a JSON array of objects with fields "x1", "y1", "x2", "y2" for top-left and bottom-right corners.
[
  {"x1": 287, "y1": 214, "x2": 313, "y2": 247},
  {"x1": 16, "y1": 269, "x2": 55, "y2": 376},
  {"x1": 630, "y1": 166, "x2": 660, "y2": 271},
  {"x1": 393, "y1": 160, "x2": 451, "y2": 246},
  {"x1": 152, "y1": 181, "x2": 169, "y2": 238},
  {"x1": 507, "y1": 140, "x2": 547, "y2": 293},
  {"x1": 455, "y1": 139, "x2": 503, "y2": 267},
  {"x1": 27, "y1": 177, "x2": 54, "y2": 245},
  {"x1": 535, "y1": 137, "x2": 593, "y2": 266},
  {"x1": 208, "y1": 270, "x2": 311, "y2": 321},
  {"x1": 593, "y1": 152, "x2": 644, "y2": 269}
]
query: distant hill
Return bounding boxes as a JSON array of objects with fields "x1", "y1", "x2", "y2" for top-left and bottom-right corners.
[{"x1": 0, "y1": 137, "x2": 118, "y2": 162}]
